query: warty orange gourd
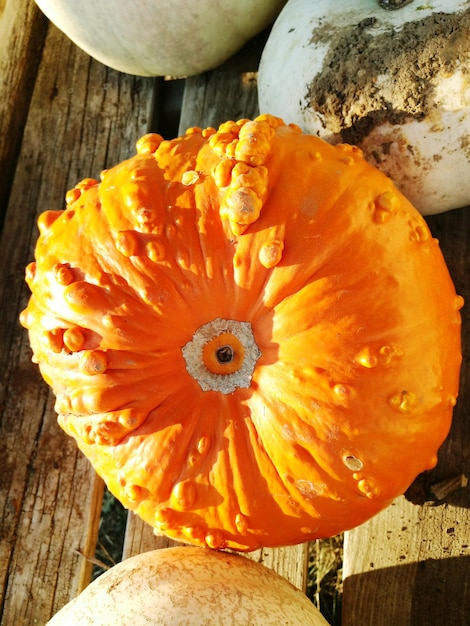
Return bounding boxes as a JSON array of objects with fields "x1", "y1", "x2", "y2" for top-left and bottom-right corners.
[{"x1": 21, "y1": 114, "x2": 462, "y2": 551}]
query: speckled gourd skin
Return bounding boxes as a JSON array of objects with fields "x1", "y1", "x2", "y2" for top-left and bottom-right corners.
[
  {"x1": 46, "y1": 547, "x2": 330, "y2": 625},
  {"x1": 21, "y1": 115, "x2": 462, "y2": 551},
  {"x1": 34, "y1": 0, "x2": 288, "y2": 77}
]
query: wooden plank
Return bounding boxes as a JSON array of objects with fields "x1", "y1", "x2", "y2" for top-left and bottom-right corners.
[
  {"x1": 122, "y1": 514, "x2": 183, "y2": 558},
  {"x1": 178, "y1": 31, "x2": 265, "y2": 133},
  {"x1": 0, "y1": 0, "x2": 48, "y2": 231},
  {"x1": 342, "y1": 206, "x2": 470, "y2": 625},
  {"x1": 0, "y1": 21, "x2": 157, "y2": 623},
  {"x1": 122, "y1": 30, "x2": 310, "y2": 593},
  {"x1": 245, "y1": 544, "x2": 310, "y2": 591}
]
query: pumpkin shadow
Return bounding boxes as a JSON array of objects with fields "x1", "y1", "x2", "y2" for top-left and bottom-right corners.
[
  {"x1": 342, "y1": 555, "x2": 470, "y2": 626},
  {"x1": 414, "y1": 208, "x2": 470, "y2": 511}
]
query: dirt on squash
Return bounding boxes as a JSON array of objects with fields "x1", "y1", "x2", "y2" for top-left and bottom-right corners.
[{"x1": 306, "y1": 8, "x2": 470, "y2": 145}]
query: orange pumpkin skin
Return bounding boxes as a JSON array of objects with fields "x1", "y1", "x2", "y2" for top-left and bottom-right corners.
[{"x1": 21, "y1": 115, "x2": 462, "y2": 551}]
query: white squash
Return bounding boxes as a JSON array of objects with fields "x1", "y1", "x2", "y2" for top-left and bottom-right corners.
[
  {"x1": 34, "y1": 0, "x2": 286, "y2": 77},
  {"x1": 258, "y1": 0, "x2": 470, "y2": 214},
  {"x1": 47, "y1": 547, "x2": 329, "y2": 625}
]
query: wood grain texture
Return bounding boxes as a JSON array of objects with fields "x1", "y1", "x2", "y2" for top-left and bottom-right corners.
[
  {"x1": 343, "y1": 206, "x2": 470, "y2": 626},
  {"x1": 244, "y1": 545, "x2": 310, "y2": 591},
  {"x1": 0, "y1": 0, "x2": 48, "y2": 231},
  {"x1": 0, "y1": 21, "x2": 157, "y2": 623},
  {"x1": 123, "y1": 513, "x2": 183, "y2": 559},
  {"x1": 178, "y1": 31, "x2": 266, "y2": 134}
]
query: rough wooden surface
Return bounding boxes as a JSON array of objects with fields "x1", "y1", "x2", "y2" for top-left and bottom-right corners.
[
  {"x1": 0, "y1": 0, "x2": 48, "y2": 231},
  {"x1": 0, "y1": 16, "x2": 156, "y2": 624},
  {"x1": 342, "y1": 207, "x2": 470, "y2": 626},
  {"x1": 178, "y1": 37, "x2": 262, "y2": 133}
]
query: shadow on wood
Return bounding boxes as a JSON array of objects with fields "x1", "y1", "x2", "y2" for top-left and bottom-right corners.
[{"x1": 343, "y1": 555, "x2": 470, "y2": 625}]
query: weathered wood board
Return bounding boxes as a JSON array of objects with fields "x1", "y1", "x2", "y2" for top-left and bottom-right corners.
[
  {"x1": 0, "y1": 0, "x2": 48, "y2": 230},
  {"x1": 0, "y1": 16, "x2": 156, "y2": 623}
]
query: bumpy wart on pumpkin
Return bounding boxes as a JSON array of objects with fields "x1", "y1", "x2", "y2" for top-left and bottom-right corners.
[{"x1": 20, "y1": 114, "x2": 462, "y2": 551}]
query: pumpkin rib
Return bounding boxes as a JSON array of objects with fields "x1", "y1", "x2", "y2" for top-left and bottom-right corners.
[
  {"x1": 245, "y1": 145, "x2": 385, "y2": 312},
  {"x1": 255, "y1": 277, "x2": 453, "y2": 495},
  {"x1": 100, "y1": 151, "x2": 216, "y2": 318}
]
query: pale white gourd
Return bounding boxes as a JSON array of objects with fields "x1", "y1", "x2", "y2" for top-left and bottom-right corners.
[
  {"x1": 47, "y1": 547, "x2": 330, "y2": 625},
  {"x1": 258, "y1": 0, "x2": 470, "y2": 214},
  {"x1": 35, "y1": 0, "x2": 286, "y2": 77}
]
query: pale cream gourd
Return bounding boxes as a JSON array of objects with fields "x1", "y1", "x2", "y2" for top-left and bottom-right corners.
[
  {"x1": 34, "y1": 0, "x2": 286, "y2": 77},
  {"x1": 47, "y1": 547, "x2": 330, "y2": 625},
  {"x1": 258, "y1": 0, "x2": 470, "y2": 214}
]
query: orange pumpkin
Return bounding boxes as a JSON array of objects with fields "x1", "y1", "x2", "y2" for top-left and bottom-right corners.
[{"x1": 21, "y1": 114, "x2": 462, "y2": 551}]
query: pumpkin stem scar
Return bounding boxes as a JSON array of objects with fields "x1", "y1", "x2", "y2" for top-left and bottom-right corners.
[
  {"x1": 378, "y1": 0, "x2": 413, "y2": 9},
  {"x1": 215, "y1": 345, "x2": 234, "y2": 363},
  {"x1": 182, "y1": 318, "x2": 261, "y2": 394}
]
